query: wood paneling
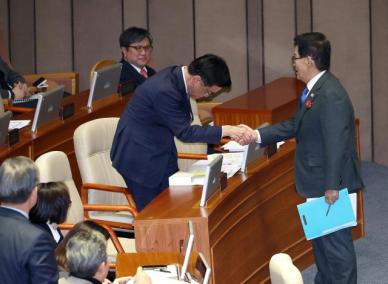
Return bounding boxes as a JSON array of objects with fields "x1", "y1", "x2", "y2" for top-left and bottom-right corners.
[
  {"x1": 9, "y1": 0, "x2": 35, "y2": 74},
  {"x1": 313, "y1": 0, "x2": 371, "y2": 160},
  {"x1": 371, "y1": 0, "x2": 388, "y2": 165},
  {"x1": 0, "y1": 0, "x2": 9, "y2": 62},
  {"x1": 149, "y1": 0, "x2": 194, "y2": 69},
  {"x1": 263, "y1": 0, "x2": 295, "y2": 83},
  {"x1": 35, "y1": 0, "x2": 72, "y2": 73},
  {"x1": 73, "y1": 0, "x2": 122, "y2": 91},
  {"x1": 123, "y1": 0, "x2": 147, "y2": 30},
  {"x1": 195, "y1": 0, "x2": 247, "y2": 102}
]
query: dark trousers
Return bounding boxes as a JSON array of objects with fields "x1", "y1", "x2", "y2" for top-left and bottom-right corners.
[
  {"x1": 124, "y1": 177, "x2": 169, "y2": 212},
  {"x1": 312, "y1": 227, "x2": 357, "y2": 284}
]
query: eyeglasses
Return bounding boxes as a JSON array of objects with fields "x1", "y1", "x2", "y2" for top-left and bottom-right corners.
[
  {"x1": 128, "y1": 45, "x2": 153, "y2": 52},
  {"x1": 291, "y1": 55, "x2": 306, "y2": 61}
]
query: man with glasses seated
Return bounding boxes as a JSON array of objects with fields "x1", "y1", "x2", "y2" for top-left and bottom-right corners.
[{"x1": 119, "y1": 27, "x2": 156, "y2": 90}]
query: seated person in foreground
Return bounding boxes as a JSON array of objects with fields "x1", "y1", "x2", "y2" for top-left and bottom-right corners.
[
  {"x1": 0, "y1": 55, "x2": 30, "y2": 99},
  {"x1": 29, "y1": 181, "x2": 72, "y2": 245},
  {"x1": 0, "y1": 156, "x2": 58, "y2": 283},
  {"x1": 119, "y1": 27, "x2": 156, "y2": 89},
  {"x1": 59, "y1": 228, "x2": 150, "y2": 284}
]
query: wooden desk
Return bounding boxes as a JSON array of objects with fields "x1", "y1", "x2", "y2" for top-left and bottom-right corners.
[
  {"x1": 116, "y1": 252, "x2": 181, "y2": 277},
  {"x1": 212, "y1": 77, "x2": 304, "y2": 128},
  {"x1": 0, "y1": 91, "x2": 132, "y2": 187},
  {"x1": 133, "y1": 142, "x2": 364, "y2": 284}
]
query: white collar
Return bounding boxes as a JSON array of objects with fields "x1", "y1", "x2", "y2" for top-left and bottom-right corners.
[
  {"x1": 181, "y1": 66, "x2": 188, "y2": 95},
  {"x1": 130, "y1": 63, "x2": 147, "y2": 74},
  {"x1": 306, "y1": 70, "x2": 326, "y2": 91}
]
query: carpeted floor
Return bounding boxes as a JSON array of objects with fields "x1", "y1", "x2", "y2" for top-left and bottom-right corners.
[{"x1": 302, "y1": 161, "x2": 388, "y2": 283}]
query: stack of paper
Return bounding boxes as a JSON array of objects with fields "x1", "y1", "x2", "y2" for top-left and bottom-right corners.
[
  {"x1": 9, "y1": 120, "x2": 31, "y2": 130},
  {"x1": 168, "y1": 171, "x2": 205, "y2": 186},
  {"x1": 221, "y1": 140, "x2": 245, "y2": 152}
]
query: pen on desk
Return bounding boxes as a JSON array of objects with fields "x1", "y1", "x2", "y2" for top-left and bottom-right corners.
[{"x1": 326, "y1": 204, "x2": 332, "y2": 216}]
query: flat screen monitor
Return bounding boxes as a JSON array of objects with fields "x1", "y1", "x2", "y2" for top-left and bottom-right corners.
[
  {"x1": 0, "y1": 111, "x2": 11, "y2": 146},
  {"x1": 199, "y1": 155, "x2": 223, "y2": 207},
  {"x1": 180, "y1": 220, "x2": 195, "y2": 280},
  {"x1": 87, "y1": 63, "x2": 122, "y2": 109},
  {"x1": 240, "y1": 122, "x2": 269, "y2": 173},
  {"x1": 31, "y1": 85, "x2": 64, "y2": 132}
]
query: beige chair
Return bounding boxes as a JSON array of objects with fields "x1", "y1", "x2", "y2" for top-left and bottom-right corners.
[
  {"x1": 34, "y1": 151, "x2": 136, "y2": 260},
  {"x1": 89, "y1": 59, "x2": 118, "y2": 84},
  {"x1": 73, "y1": 117, "x2": 137, "y2": 229},
  {"x1": 269, "y1": 253, "x2": 304, "y2": 284},
  {"x1": 174, "y1": 98, "x2": 208, "y2": 171}
]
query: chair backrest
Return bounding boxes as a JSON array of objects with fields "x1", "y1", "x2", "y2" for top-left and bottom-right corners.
[
  {"x1": 35, "y1": 151, "x2": 84, "y2": 225},
  {"x1": 269, "y1": 253, "x2": 304, "y2": 284},
  {"x1": 73, "y1": 117, "x2": 127, "y2": 205},
  {"x1": 89, "y1": 59, "x2": 118, "y2": 84},
  {"x1": 175, "y1": 97, "x2": 207, "y2": 171}
]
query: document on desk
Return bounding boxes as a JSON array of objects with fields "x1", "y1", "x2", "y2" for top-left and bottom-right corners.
[
  {"x1": 297, "y1": 188, "x2": 357, "y2": 240},
  {"x1": 9, "y1": 120, "x2": 31, "y2": 130},
  {"x1": 168, "y1": 152, "x2": 243, "y2": 186}
]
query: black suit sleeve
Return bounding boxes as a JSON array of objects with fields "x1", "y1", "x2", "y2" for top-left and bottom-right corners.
[{"x1": 28, "y1": 232, "x2": 59, "y2": 284}]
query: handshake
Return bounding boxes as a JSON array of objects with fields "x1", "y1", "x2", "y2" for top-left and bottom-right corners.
[{"x1": 222, "y1": 124, "x2": 258, "y2": 145}]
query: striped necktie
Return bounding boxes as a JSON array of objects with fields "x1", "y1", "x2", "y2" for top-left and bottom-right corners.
[{"x1": 140, "y1": 68, "x2": 148, "y2": 78}]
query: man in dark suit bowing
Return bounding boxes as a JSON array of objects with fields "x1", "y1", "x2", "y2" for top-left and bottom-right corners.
[
  {"x1": 111, "y1": 54, "x2": 255, "y2": 211},
  {"x1": 240, "y1": 32, "x2": 363, "y2": 283},
  {"x1": 119, "y1": 27, "x2": 156, "y2": 90},
  {"x1": 0, "y1": 156, "x2": 59, "y2": 284}
]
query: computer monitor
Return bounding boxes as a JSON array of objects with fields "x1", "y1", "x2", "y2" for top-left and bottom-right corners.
[
  {"x1": 87, "y1": 63, "x2": 122, "y2": 109},
  {"x1": 31, "y1": 85, "x2": 64, "y2": 132},
  {"x1": 199, "y1": 155, "x2": 223, "y2": 207},
  {"x1": 180, "y1": 220, "x2": 195, "y2": 280},
  {"x1": 240, "y1": 122, "x2": 269, "y2": 173},
  {"x1": 0, "y1": 111, "x2": 12, "y2": 146}
]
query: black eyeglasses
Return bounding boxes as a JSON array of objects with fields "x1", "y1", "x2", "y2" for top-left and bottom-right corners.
[
  {"x1": 291, "y1": 55, "x2": 306, "y2": 61},
  {"x1": 128, "y1": 45, "x2": 153, "y2": 52}
]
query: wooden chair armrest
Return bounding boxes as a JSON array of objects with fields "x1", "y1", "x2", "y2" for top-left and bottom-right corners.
[
  {"x1": 58, "y1": 223, "x2": 74, "y2": 230},
  {"x1": 4, "y1": 105, "x2": 34, "y2": 113},
  {"x1": 177, "y1": 153, "x2": 208, "y2": 160},
  {"x1": 81, "y1": 183, "x2": 137, "y2": 212},
  {"x1": 83, "y1": 204, "x2": 137, "y2": 217}
]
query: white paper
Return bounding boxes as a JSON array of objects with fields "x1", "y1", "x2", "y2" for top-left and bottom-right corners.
[
  {"x1": 9, "y1": 120, "x2": 31, "y2": 130},
  {"x1": 221, "y1": 140, "x2": 245, "y2": 152}
]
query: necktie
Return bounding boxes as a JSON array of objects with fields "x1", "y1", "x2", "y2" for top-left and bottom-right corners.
[
  {"x1": 300, "y1": 87, "x2": 309, "y2": 107},
  {"x1": 140, "y1": 68, "x2": 148, "y2": 78}
]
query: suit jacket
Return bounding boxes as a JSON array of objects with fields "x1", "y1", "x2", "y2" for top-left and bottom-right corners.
[
  {"x1": 119, "y1": 59, "x2": 156, "y2": 90},
  {"x1": 34, "y1": 222, "x2": 64, "y2": 245},
  {"x1": 111, "y1": 66, "x2": 222, "y2": 188},
  {"x1": 0, "y1": 56, "x2": 24, "y2": 99},
  {"x1": 59, "y1": 276, "x2": 100, "y2": 284},
  {"x1": 260, "y1": 72, "x2": 364, "y2": 198},
  {"x1": 0, "y1": 207, "x2": 59, "y2": 284}
]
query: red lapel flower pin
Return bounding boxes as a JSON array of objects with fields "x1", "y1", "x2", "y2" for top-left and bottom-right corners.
[
  {"x1": 305, "y1": 99, "x2": 313, "y2": 109},
  {"x1": 305, "y1": 92, "x2": 315, "y2": 109}
]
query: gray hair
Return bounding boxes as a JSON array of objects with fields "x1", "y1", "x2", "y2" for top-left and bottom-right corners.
[
  {"x1": 66, "y1": 230, "x2": 107, "y2": 278},
  {"x1": 0, "y1": 156, "x2": 39, "y2": 203}
]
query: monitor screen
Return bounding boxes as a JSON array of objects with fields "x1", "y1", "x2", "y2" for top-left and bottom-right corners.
[
  {"x1": 31, "y1": 85, "x2": 64, "y2": 132},
  {"x1": 199, "y1": 155, "x2": 223, "y2": 207},
  {"x1": 87, "y1": 63, "x2": 122, "y2": 109},
  {"x1": 240, "y1": 122, "x2": 269, "y2": 172}
]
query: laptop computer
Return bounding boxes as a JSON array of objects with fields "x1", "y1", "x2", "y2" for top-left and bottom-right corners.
[
  {"x1": 0, "y1": 111, "x2": 12, "y2": 146},
  {"x1": 31, "y1": 85, "x2": 64, "y2": 132},
  {"x1": 240, "y1": 122, "x2": 269, "y2": 173},
  {"x1": 199, "y1": 155, "x2": 223, "y2": 207},
  {"x1": 87, "y1": 63, "x2": 122, "y2": 109}
]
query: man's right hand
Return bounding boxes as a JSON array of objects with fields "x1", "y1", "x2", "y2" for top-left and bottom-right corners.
[{"x1": 12, "y1": 82, "x2": 30, "y2": 99}]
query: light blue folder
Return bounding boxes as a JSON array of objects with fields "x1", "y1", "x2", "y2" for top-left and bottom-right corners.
[{"x1": 297, "y1": 188, "x2": 356, "y2": 240}]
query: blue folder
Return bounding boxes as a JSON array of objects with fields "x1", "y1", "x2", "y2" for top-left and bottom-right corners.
[{"x1": 297, "y1": 188, "x2": 356, "y2": 240}]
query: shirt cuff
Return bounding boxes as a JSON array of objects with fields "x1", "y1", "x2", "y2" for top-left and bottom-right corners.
[{"x1": 256, "y1": 130, "x2": 261, "y2": 144}]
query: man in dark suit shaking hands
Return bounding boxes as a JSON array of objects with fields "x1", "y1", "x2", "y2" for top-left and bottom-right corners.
[
  {"x1": 241, "y1": 32, "x2": 364, "y2": 283},
  {"x1": 111, "y1": 54, "x2": 254, "y2": 211},
  {"x1": 0, "y1": 156, "x2": 59, "y2": 283}
]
